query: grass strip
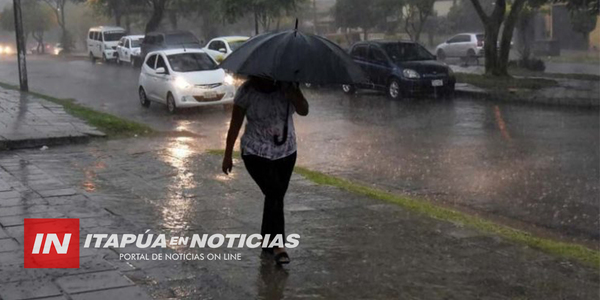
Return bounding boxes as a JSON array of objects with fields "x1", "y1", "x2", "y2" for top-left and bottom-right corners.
[
  {"x1": 508, "y1": 68, "x2": 600, "y2": 81},
  {"x1": 455, "y1": 73, "x2": 558, "y2": 90},
  {"x1": 207, "y1": 148, "x2": 599, "y2": 267},
  {"x1": 0, "y1": 82, "x2": 155, "y2": 138}
]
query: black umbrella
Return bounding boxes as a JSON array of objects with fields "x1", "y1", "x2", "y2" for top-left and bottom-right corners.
[{"x1": 220, "y1": 21, "x2": 366, "y2": 85}]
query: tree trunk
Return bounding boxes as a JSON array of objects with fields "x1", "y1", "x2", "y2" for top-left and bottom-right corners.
[
  {"x1": 169, "y1": 10, "x2": 178, "y2": 30},
  {"x1": 144, "y1": 0, "x2": 167, "y2": 34},
  {"x1": 498, "y1": 0, "x2": 526, "y2": 76},
  {"x1": 484, "y1": 23, "x2": 501, "y2": 75},
  {"x1": 254, "y1": 10, "x2": 259, "y2": 35}
]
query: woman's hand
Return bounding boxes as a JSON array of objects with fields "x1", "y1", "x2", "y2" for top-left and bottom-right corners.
[
  {"x1": 284, "y1": 83, "x2": 309, "y2": 116},
  {"x1": 222, "y1": 154, "x2": 233, "y2": 175}
]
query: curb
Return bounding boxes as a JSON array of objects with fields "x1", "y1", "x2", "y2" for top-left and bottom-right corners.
[{"x1": 0, "y1": 135, "x2": 92, "y2": 151}]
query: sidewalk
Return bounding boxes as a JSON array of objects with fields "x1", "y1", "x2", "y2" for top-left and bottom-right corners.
[
  {"x1": 0, "y1": 137, "x2": 598, "y2": 299},
  {"x1": 0, "y1": 87, "x2": 104, "y2": 150}
]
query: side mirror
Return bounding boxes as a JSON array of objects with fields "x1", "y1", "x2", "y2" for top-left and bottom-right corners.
[
  {"x1": 218, "y1": 48, "x2": 227, "y2": 53},
  {"x1": 156, "y1": 67, "x2": 166, "y2": 74}
]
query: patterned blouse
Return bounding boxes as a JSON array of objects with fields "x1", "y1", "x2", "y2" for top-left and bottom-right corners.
[{"x1": 234, "y1": 82, "x2": 297, "y2": 160}]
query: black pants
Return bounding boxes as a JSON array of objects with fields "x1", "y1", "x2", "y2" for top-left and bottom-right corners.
[{"x1": 242, "y1": 152, "x2": 297, "y2": 241}]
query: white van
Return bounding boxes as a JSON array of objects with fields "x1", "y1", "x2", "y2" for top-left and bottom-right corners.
[{"x1": 87, "y1": 26, "x2": 126, "y2": 63}]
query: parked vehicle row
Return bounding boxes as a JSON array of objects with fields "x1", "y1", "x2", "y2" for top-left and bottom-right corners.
[
  {"x1": 86, "y1": 25, "x2": 455, "y2": 113},
  {"x1": 343, "y1": 40, "x2": 456, "y2": 99}
]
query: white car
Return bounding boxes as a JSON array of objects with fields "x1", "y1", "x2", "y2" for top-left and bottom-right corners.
[
  {"x1": 87, "y1": 26, "x2": 126, "y2": 63},
  {"x1": 203, "y1": 36, "x2": 249, "y2": 63},
  {"x1": 435, "y1": 33, "x2": 484, "y2": 61},
  {"x1": 138, "y1": 49, "x2": 236, "y2": 113},
  {"x1": 116, "y1": 35, "x2": 144, "y2": 66}
]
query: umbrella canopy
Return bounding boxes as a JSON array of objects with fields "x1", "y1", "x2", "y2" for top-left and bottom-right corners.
[{"x1": 219, "y1": 29, "x2": 367, "y2": 85}]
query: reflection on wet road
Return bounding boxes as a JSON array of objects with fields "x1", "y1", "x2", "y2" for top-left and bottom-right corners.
[{"x1": 0, "y1": 56, "x2": 597, "y2": 242}]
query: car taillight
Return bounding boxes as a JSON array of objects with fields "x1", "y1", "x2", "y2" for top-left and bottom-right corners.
[{"x1": 477, "y1": 40, "x2": 483, "y2": 47}]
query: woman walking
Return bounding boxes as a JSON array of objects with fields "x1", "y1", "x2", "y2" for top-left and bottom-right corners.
[{"x1": 222, "y1": 76, "x2": 309, "y2": 265}]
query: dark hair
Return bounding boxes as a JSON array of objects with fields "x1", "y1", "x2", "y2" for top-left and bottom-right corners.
[{"x1": 248, "y1": 76, "x2": 281, "y2": 93}]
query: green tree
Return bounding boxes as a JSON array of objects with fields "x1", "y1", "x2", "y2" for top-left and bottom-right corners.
[
  {"x1": 570, "y1": 7, "x2": 598, "y2": 46},
  {"x1": 1, "y1": 0, "x2": 56, "y2": 53},
  {"x1": 402, "y1": 0, "x2": 436, "y2": 42},
  {"x1": 43, "y1": 0, "x2": 74, "y2": 52},
  {"x1": 333, "y1": 0, "x2": 403, "y2": 41},
  {"x1": 221, "y1": 0, "x2": 304, "y2": 35}
]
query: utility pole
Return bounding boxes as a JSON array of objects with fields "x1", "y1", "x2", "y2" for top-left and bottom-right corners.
[{"x1": 13, "y1": 0, "x2": 28, "y2": 92}]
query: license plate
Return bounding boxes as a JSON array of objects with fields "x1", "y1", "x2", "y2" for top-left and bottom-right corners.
[
  {"x1": 432, "y1": 80, "x2": 444, "y2": 87},
  {"x1": 203, "y1": 91, "x2": 216, "y2": 99}
]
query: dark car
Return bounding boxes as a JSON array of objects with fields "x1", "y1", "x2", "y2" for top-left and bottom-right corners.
[
  {"x1": 343, "y1": 40, "x2": 455, "y2": 99},
  {"x1": 139, "y1": 30, "x2": 202, "y2": 65}
]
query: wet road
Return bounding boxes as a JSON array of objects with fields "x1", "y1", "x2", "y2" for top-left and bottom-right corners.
[{"x1": 0, "y1": 55, "x2": 598, "y2": 243}]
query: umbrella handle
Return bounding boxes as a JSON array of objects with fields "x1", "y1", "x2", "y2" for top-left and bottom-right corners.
[{"x1": 274, "y1": 99, "x2": 291, "y2": 146}]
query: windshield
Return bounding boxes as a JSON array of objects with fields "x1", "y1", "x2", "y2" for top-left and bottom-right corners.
[
  {"x1": 383, "y1": 43, "x2": 435, "y2": 62},
  {"x1": 103, "y1": 31, "x2": 126, "y2": 42},
  {"x1": 228, "y1": 40, "x2": 246, "y2": 51},
  {"x1": 166, "y1": 33, "x2": 199, "y2": 45},
  {"x1": 167, "y1": 53, "x2": 217, "y2": 72},
  {"x1": 131, "y1": 39, "x2": 143, "y2": 47}
]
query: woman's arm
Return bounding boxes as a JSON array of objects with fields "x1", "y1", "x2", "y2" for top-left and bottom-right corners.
[
  {"x1": 222, "y1": 105, "x2": 246, "y2": 175},
  {"x1": 285, "y1": 84, "x2": 309, "y2": 116}
]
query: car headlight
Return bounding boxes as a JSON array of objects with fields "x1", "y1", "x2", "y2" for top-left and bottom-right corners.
[
  {"x1": 175, "y1": 77, "x2": 191, "y2": 89},
  {"x1": 402, "y1": 69, "x2": 420, "y2": 79},
  {"x1": 4, "y1": 46, "x2": 11, "y2": 54},
  {"x1": 224, "y1": 74, "x2": 235, "y2": 86}
]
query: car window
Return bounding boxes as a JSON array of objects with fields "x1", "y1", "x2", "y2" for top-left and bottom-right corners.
[
  {"x1": 132, "y1": 38, "x2": 142, "y2": 48},
  {"x1": 167, "y1": 53, "x2": 217, "y2": 72},
  {"x1": 209, "y1": 41, "x2": 225, "y2": 51},
  {"x1": 118, "y1": 38, "x2": 124, "y2": 47},
  {"x1": 383, "y1": 43, "x2": 435, "y2": 62},
  {"x1": 125, "y1": 39, "x2": 130, "y2": 48},
  {"x1": 156, "y1": 35, "x2": 164, "y2": 44},
  {"x1": 228, "y1": 40, "x2": 246, "y2": 51},
  {"x1": 103, "y1": 31, "x2": 125, "y2": 42},
  {"x1": 476, "y1": 34, "x2": 484, "y2": 42},
  {"x1": 93, "y1": 32, "x2": 100, "y2": 41},
  {"x1": 351, "y1": 45, "x2": 367, "y2": 60},
  {"x1": 156, "y1": 55, "x2": 167, "y2": 71},
  {"x1": 88, "y1": 31, "x2": 94, "y2": 39},
  {"x1": 368, "y1": 46, "x2": 387, "y2": 64},
  {"x1": 447, "y1": 35, "x2": 461, "y2": 43},
  {"x1": 146, "y1": 54, "x2": 157, "y2": 69}
]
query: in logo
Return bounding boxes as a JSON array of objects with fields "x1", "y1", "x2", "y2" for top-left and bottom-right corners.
[{"x1": 24, "y1": 219, "x2": 79, "y2": 268}]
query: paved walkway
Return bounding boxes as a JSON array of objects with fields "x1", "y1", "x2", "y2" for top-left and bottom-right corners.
[
  {"x1": 0, "y1": 87, "x2": 104, "y2": 150},
  {"x1": 0, "y1": 137, "x2": 597, "y2": 299}
]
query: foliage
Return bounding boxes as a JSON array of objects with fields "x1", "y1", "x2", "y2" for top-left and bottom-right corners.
[
  {"x1": 402, "y1": 0, "x2": 436, "y2": 42},
  {"x1": 569, "y1": 8, "x2": 598, "y2": 39},
  {"x1": 0, "y1": 0, "x2": 56, "y2": 52},
  {"x1": 221, "y1": 0, "x2": 305, "y2": 34},
  {"x1": 333, "y1": 0, "x2": 403, "y2": 40}
]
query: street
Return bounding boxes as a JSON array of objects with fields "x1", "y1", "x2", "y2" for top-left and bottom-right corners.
[{"x1": 0, "y1": 55, "x2": 597, "y2": 244}]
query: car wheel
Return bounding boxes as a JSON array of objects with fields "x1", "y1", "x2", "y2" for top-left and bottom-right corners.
[
  {"x1": 89, "y1": 52, "x2": 96, "y2": 64},
  {"x1": 437, "y1": 49, "x2": 446, "y2": 61},
  {"x1": 342, "y1": 84, "x2": 355, "y2": 94},
  {"x1": 139, "y1": 88, "x2": 150, "y2": 108},
  {"x1": 167, "y1": 93, "x2": 177, "y2": 114},
  {"x1": 387, "y1": 78, "x2": 402, "y2": 100}
]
